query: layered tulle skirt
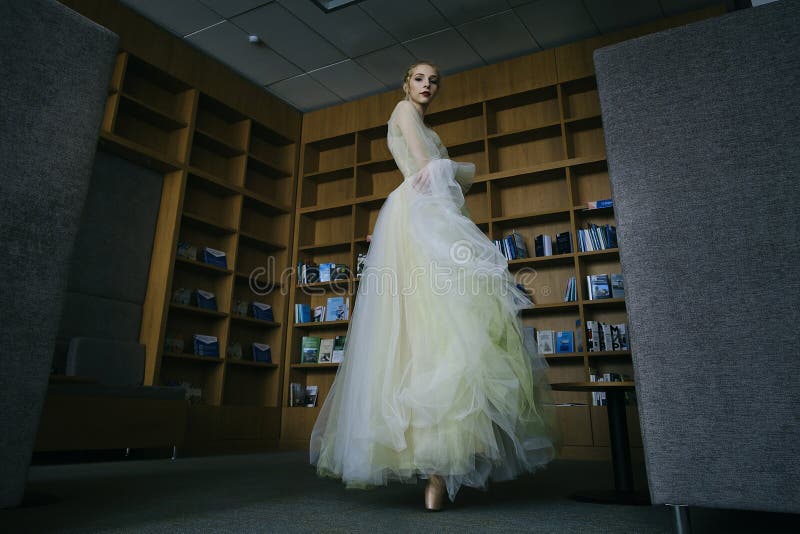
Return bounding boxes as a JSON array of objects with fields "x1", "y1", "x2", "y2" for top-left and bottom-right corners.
[{"x1": 310, "y1": 159, "x2": 558, "y2": 501}]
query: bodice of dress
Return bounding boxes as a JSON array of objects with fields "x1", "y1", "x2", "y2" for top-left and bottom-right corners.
[{"x1": 387, "y1": 101, "x2": 449, "y2": 180}]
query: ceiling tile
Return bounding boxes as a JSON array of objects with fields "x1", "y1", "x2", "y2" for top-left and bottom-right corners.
[
  {"x1": 429, "y1": 0, "x2": 510, "y2": 26},
  {"x1": 403, "y1": 28, "x2": 484, "y2": 76},
  {"x1": 198, "y1": 0, "x2": 274, "y2": 18},
  {"x1": 267, "y1": 74, "x2": 343, "y2": 112},
  {"x1": 583, "y1": 0, "x2": 663, "y2": 33},
  {"x1": 659, "y1": 0, "x2": 720, "y2": 16},
  {"x1": 360, "y1": 0, "x2": 449, "y2": 41},
  {"x1": 233, "y1": 3, "x2": 345, "y2": 71},
  {"x1": 355, "y1": 45, "x2": 417, "y2": 88},
  {"x1": 309, "y1": 60, "x2": 386, "y2": 101},
  {"x1": 515, "y1": 0, "x2": 598, "y2": 49},
  {"x1": 278, "y1": 0, "x2": 395, "y2": 57},
  {"x1": 458, "y1": 10, "x2": 539, "y2": 63},
  {"x1": 186, "y1": 22, "x2": 301, "y2": 85},
  {"x1": 120, "y1": 0, "x2": 222, "y2": 36}
]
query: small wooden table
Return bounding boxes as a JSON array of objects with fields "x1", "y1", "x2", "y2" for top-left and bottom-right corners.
[{"x1": 551, "y1": 381, "x2": 649, "y2": 505}]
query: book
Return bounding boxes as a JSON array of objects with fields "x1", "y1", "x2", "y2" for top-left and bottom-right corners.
[
  {"x1": 252, "y1": 342, "x2": 271, "y2": 363},
  {"x1": 534, "y1": 234, "x2": 553, "y2": 257},
  {"x1": 313, "y1": 305, "x2": 325, "y2": 322},
  {"x1": 194, "y1": 289, "x2": 217, "y2": 311},
  {"x1": 332, "y1": 263, "x2": 350, "y2": 280},
  {"x1": 586, "y1": 198, "x2": 613, "y2": 209},
  {"x1": 295, "y1": 303, "x2": 311, "y2": 323},
  {"x1": 252, "y1": 302, "x2": 274, "y2": 321},
  {"x1": 356, "y1": 253, "x2": 367, "y2": 277},
  {"x1": 201, "y1": 247, "x2": 227, "y2": 269},
  {"x1": 301, "y1": 336, "x2": 321, "y2": 363},
  {"x1": 556, "y1": 331, "x2": 574, "y2": 353},
  {"x1": 587, "y1": 321, "x2": 601, "y2": 352},
  {"x1": 289, "y1": 382, "x2": 304, "y2": 407},
  {"x1": 536, "y1": 330, "x2": 555, "y2": 354},
  {"x1": 325, "y1": 296, "x2": 348, "y2": 321},
  {"x1": 610, "y1": 273, "x2": 624, "y2": 299},
  {"x1": 589, "y1": 274, "x2": 611, "y2": 299},
  {"x1": 555, "y1": 231, "x2": 572, "y2": 254},
  {"x1": 193, "y1": 334, "x2": 219, "y2": 357},
  {"x1": 601, "y1": 323, "x2": 613, "y2": 351},
  {"x1": 509, "y1": 230, "x2": 528, "y2": 259},
  {"x1": 318, "y1": 338, "x2": 334, "y2": 363},
  {"x1": 331, "y1": 335, "x2": 346, "y2": 363},
  {"x1": 318, "y1": 262, "x2": 334, "y2": 283},
  {"x1": 305, "y1": 385, "x2": 319, "y2": 407}
]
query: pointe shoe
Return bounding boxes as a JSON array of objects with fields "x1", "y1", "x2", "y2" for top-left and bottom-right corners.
[{"x1": 424, "y1": 475, "x2": 446, "y2": 511}]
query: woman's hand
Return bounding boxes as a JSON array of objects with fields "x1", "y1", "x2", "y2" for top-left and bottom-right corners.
[{"x1": 411, "y1": 165, "x2": 431, "y2": 194}]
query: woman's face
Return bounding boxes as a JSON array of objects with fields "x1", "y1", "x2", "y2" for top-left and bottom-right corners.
[{"x1": 405, "y1": 64, "x2": 439, "y2": 107}]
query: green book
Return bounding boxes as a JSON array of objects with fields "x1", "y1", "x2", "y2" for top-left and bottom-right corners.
[{"x1": 301, "y1": 336, "x2": 321, "y2": 364}]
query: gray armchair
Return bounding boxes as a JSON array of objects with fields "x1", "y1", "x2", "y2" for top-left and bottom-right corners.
[
  {"x1": 0, "y1": 0, "x2": 117, "y2": 508},
  {"x1": 593, "y1": 1, "x2": 799, "y2": 531}
]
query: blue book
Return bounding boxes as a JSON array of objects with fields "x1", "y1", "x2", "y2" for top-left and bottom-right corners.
[
  {"x1": 325, "y1": 297, "x2": 347, "y2": 321},
  {"x1": 295, "y1": 303, "x2": 311, "y2": 323},
  {"x1": 201, "y1": 247, "x2": 227, "y2": 269},
  {"x1": 252, "y1": 302, "x2": 274, "y2": 321},
  {"x1": 556, "y1": 331, "x2": 574, "y2": 353},
  {"x1": 252, "y1": 343, "x2": 272, "y2": 363},
  {"x1": 193, "y1": 334, "x2": 219, "y2": 357},
  {"x1": 319, "y1": 262, "x2": 334, "y2": 283},
  {"x1": 194, "y1": 289, "x2": 217, "y2": 311}
]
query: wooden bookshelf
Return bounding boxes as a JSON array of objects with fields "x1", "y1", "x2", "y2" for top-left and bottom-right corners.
[{"x1": 93, "y1": 47, "x2": 300, "y2": 453}]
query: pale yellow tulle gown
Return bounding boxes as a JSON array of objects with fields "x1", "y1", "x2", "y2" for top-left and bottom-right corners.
[{"x1": 310, "y1": 100, "x2": 558, "y2": 501}]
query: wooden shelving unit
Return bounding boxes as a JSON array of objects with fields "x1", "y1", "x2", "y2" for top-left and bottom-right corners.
[{"x1": 96, "y1": 49, "x2": 299, "y2": 453}]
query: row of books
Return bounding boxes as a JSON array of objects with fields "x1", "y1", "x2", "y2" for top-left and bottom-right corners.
[
  {"x1": 295, "y1": 297, "x2": 350, "y2": 323},
  {"x1": 494, "y1": 230, "x2": 528, "y2": 260},
  {"x1": 587, "y1": 321, "x2": 629, "y2": 352},
  {"x1": 577, "y1": 223, "x2": 618, "y2": 252},
  {"x1": 297, "y1": 261, "x2": 349, "y2": 284},
  {"x1": 533, "y1": 232, "x2": 573, "y2": 257},
  {"x1": 164, "y1": 334, "x2": 272, "y2": 362},
  {"x1": 535, "y1": 329, "x2": 577, "y2": 354},
  {"x1": 495, "y1": 231, "x2": 575, "y2": 260},
  {"x1": 177, "y1": 242, "x2": 228, "y2": 269},
  {"x1": 588, "y1": 369, "x2": 636, "y2": 406},
  {"x1": 587, "y1": 273, "x2": 624, "y2": 300},
  {"x1": 301, "y1": 335, "x2": 346, "y2": 364}
]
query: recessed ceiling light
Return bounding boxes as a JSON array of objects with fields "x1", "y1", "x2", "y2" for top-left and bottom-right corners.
[{"x1": 310, "y1": 0, "x2": 365, "y2": 13}]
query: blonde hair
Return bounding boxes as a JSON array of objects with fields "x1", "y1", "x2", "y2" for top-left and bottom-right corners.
[{"x1": 403, "y1": 60, "x2": 440, "y2": 98}]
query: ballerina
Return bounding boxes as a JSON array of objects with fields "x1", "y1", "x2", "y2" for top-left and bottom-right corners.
[{"x1": 310, "y1": 61, "x2": 559, "y2": 511}]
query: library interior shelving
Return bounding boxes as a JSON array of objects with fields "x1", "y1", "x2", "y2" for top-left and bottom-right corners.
[{"x1": 58, "y1": 0, "x2": 723, "y2": 458}]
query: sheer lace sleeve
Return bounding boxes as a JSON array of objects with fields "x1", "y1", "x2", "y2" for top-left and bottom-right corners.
[{"x1": 387, "y1": 101, "x2": 440, "y2": 179}]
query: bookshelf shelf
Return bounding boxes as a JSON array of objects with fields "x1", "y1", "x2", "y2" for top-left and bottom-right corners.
[
  {"x1": 291, "y1": 363, "x2": 340, "y2": 369},
  {"x1": 507, "y1": 254, "x2": 575, "y2": 269},
  {"x1": 175, "y1": 256, "x2": 233, "y2": 276},
  {"x1": 297, "y1": 278, "x2": 353, "y2": 289},
  {"x1": 97, "y1": 131, "x2": 182, "y2": 173},
  {"x1": 521, "y1": 303, "x2": 580, "y2": 313},
  {"x1": 587, "y1": 351, "x2": 632, "y2": 358},
  {"x1": 582, "y1": 298, "x2": 627, "y2": 309},
  {"x1": 293, "y1": 320, "x2": 349, "y2": 330},
  {"x1": 118, "y1": 92, "x2": 188, "y2": 130},
  {"x1": 162, "y1": 351, "x2": 223, "y2": 364},
  {"x1": 247, "y1": 153, "x2": 291, "y2": 178},
  {"x1": 297, "y1": 240, "x2": 351, "y2": 253},
  {"x1": 238, "y1": 231, "x2": 286, "y2": 251},
  {"x1": 182, "y1": 211, "x2": 237, "y2": 235},
  {"x1": 169, "y1": 303, "x2": 229, "y2": 319},
  {"x1": 227, "y1": 360, "x2": 279, "y2": 368},
  {"x1": 230, "y1": 315, "x2": 281, "y2": 328}
]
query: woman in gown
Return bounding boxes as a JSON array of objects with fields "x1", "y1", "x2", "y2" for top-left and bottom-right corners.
[{"x1": 310, "y1": 62, "x2": 558, "y2": 510}]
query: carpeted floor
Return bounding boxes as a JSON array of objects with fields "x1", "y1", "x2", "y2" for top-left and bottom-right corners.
[{"x1": 2, "y1": 451, "x2": 798, "y2": 533}]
